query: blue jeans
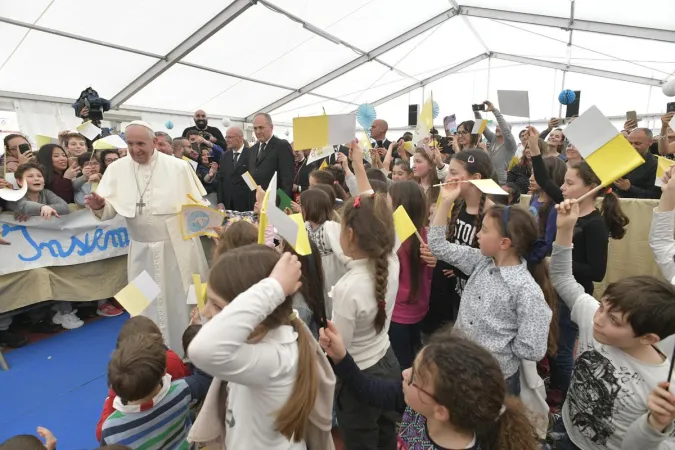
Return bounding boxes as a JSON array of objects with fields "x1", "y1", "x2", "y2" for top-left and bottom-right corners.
[
  {"x1": 388, "y1": 321, "x2": 422, "y2": 370},
  {"x1": 548, "y1": 299, "x2": 578, "y2": 398}
]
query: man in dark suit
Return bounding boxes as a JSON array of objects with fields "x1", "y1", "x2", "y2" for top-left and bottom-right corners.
[
  {"x1": 248, "y1": 113, "x2": 294, "y2": 197},
  {"x1": 182, "y1": 109, "x2": 227, "y2": 150},
  {"x1": 614, "y1": 128, "x2": 661, "y2": 199},
  {"x1": 370, "y1": 119, "x2": 392, "y2": 160},
  {"x1": 217, "y1": 126, "x2": 252, "y2": 211}
]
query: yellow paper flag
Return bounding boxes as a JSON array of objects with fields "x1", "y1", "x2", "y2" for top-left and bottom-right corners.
[
  {"x1": 192, "y1": 274, "x2": 206, "y2": 310},
  {"x1": 257, "y1": 187, "x2": 271, "y2": 245},
  {"x1": 114, "y1": 271, "x2": 160, "y2": 317},
  {"x1": 392, "y1": 205, "x2": 417, "y2": 242},
  {"x1": 417, "y1": 92, "x2": 433, "y2": 136},
  {"x1": 655, "y1": 156, "x2": 675, "y2": 187},
  {"x1": 585, "y1": 134, "x2": 644, "y2": 186},
  {"x1": 289, "y1": 213, "x2": 312, "y2": 255},
  {"x1": 319, "y1": 159, "x2": 328, "y2": 170},
  {"x1": 36, "y1": 135, "x2": 59, "y2": 148}
]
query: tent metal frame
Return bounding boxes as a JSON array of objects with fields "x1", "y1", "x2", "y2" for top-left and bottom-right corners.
[{"x1": 0, "y1": 1, "x2": 671, "y2": 120}]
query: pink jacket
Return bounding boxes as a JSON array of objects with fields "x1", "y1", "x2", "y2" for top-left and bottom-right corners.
[{"x1": 392, "y1": 228, "x2": 433, "y2": 325}]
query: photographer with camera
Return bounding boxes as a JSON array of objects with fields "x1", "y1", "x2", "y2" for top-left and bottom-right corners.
[
  {"x1": 182, "y1": 109, "x2": 227, "y2": 150},
  {"x1": 186, "y1": 130, "x2": 225, "y2": 161},
  {"x1": 473, "y1": 100, "x2": 517, "y2": 185}
]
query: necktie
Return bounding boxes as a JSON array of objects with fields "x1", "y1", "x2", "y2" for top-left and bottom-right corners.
[
  {"x1": 233, "y1": 152, "x2": 239, "y2": 164},
  {"x1": 257, "y1": 142, "x2": 267, "y2": 162}
]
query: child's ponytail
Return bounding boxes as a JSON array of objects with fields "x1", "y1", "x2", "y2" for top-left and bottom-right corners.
[
  {"x1": 342, "y1": 192, "x2": 395, "y2": 334},
  {"x1": 486, "y1": 397, "x2": 540, "y2": 450},
  {"x1": 571, "y1": 161, "x2": 629, "y2": 239},
  {"x1": 275, "y1": 314, "x2": 318, "y2": 441},
  {"x1": 601, "y1": 189, "x2": 629, "y2": 239}
]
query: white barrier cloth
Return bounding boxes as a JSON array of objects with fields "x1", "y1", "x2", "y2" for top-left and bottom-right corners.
[{"x1": 0, "y1": 209, "x2": 129, "y2": 276}]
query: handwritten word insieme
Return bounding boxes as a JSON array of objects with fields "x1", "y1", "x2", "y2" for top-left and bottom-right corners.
[{"x1": 1, "y1": 224, "x2": 130, "y2": 262}]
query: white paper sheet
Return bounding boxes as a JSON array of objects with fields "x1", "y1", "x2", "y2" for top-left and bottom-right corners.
[
  {"x1": 133, "y1": 270, "x2": 161, "y2": 302},
  {"x1": 562, "y1": 106, "x2": 618, "y2": 159},
  {"x1": 497, "y1": 90, "x2": 530, "y2": 118},
  {"x1": 327, "y1": 113, "x2": 356, "y2": 146},
  {"x1": 3, "y1": 173, "x2": 18, "y2": 189},
  {"x1": 76, "y1": 121, "x2": 102, "y2": 141},
  {"x1": 0, "y1": 182, "x2": 27, "y2": 202},
  {"x1": 186, "y1": 284, "x2": 197, "y2": 305},
  {"x1": 307, "y1": 146, "x2": 337, "y2": 165},
  {"x1": 241, "y1": 171, "x2": 257, "y2": 191},
  {"x1": 471, "y1": 119, "x2": 488, "y2": 135}
]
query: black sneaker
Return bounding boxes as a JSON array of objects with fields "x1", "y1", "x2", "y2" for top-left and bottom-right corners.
[
  {"x1": 0, "y1": 330, "x2": 28, "y2": 348},
  {"x1": 31, "y1": 319, "x2": 62, "y2": 334}
]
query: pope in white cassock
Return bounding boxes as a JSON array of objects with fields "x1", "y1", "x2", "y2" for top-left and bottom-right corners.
[{"x1": 85, "y1": 121, "x2": 209, "y2": 353}]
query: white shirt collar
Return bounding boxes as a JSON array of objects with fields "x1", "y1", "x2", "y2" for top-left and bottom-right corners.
[
  {"x1": 260, "y1": 137, "x2": 272, "y2": 146},
  {"x1": 234, "y1": 144, "x2": 244, "y2": 154}
]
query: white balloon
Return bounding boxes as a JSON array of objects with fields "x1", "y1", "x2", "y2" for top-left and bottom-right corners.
[
  {"x1": 662, "y1": 78, "x2": 675, "y2": 97},
  {"x1": 221, "y1": 117, "x2": 231, "y2": 127}
]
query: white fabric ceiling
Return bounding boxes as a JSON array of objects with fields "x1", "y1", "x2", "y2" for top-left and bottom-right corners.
[{"x1": 0, "y1": 0, "x2": 674, "y2": 129}]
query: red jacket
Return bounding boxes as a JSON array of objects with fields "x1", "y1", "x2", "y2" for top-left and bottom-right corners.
[{"x1": 95, "y1": 349, "x2": 190, "y2": 441}]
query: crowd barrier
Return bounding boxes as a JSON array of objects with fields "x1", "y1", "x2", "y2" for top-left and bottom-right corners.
[
  {"x1": 0, "y1": 209, "x2": 129, "y2": 313},
  {"x1": 0, "y1": 198, "x2": 668, "y2": 314}
]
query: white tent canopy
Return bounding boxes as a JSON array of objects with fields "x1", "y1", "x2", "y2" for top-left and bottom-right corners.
[{"x1": 1, "y1": 0, "x2": 674, "y2": 139}]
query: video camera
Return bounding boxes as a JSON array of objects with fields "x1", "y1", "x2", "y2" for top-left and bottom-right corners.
[
  {"x1": 198, "y1": 130, "x2": 212, "y2": 141},
  {"x1": 72, "y1": 87, "x2": 111, "y2": 121}
]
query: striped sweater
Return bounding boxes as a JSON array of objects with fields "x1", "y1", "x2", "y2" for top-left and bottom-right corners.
[{"x1": 101, "y1": 375, "x2": 195, "y2": 449}]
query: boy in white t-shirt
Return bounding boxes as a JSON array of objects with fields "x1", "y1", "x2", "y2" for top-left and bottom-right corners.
[{"x1": 550, "y1": 200, "x2": 675, "y2": 450}]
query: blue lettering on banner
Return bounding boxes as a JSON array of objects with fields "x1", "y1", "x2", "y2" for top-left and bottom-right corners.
[{"x1": 0, "y1": 223, "x2": 129, "y2": 262}]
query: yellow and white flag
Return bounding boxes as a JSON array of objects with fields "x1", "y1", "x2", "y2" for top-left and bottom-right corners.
[
  {"x1": 655, "y1": 156, "x2": 675, "y2": 187},
  {"x1": 115, "y1": 271, "x2": 160, "y2": 317},
  {"x1": 564, "y1": 106, "x2": 644, "y2": 186},
  {"x1": 293, "y1": 113, "x2": 355, "y2": 150}
]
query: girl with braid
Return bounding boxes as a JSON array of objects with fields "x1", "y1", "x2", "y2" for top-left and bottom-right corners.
[
  {"x1": 421, "y1": 149, "x2": 496, "y2": 337},
  {"x1": 326, "y1": 140, "x2": 402, "y2": 449}
]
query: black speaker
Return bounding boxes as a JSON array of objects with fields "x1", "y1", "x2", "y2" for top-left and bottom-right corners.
[
  {"x1": 566, "y1": 91, "x2": 581, "y2": 118},
  {"x1": 408, "y1": 104, "x2": 419, "y2": 126}
]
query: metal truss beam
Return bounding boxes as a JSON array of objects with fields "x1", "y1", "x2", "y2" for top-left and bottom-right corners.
[
  {"x1": 244, "y1": 7, "x2": 459, "y2": 121},
  {"x1": 491, "y1": 52, "x2": 664, "y2": 87},
  {"x1": 368, "y1": 54, "x2": 489, "y2": 107},
  {"x1": 458, "y1": 6, "x2": 675, "y2": 44},
  {"x1": 109, "y1": 0, "x2": 254, "y2": 108}
]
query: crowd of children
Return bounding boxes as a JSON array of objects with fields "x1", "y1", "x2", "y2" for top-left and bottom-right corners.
[{"x1": 5, "y1": 125, "x2": 675, "y2": 450}]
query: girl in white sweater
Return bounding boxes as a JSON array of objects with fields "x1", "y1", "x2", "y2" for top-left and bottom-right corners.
[{"x1": 189, "y1": 247, "x2": 331, "y2": 449}]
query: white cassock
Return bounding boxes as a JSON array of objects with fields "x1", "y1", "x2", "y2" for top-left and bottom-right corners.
[{"x1": 93, "y1": 150, "x2": 209, "y2": 353}]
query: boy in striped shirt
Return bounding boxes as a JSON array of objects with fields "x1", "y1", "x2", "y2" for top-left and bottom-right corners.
[{"x1": 101, "y1": 334, "x2": 211, "y2": 448}]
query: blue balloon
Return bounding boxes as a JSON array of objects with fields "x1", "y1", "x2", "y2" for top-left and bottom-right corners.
[
  {"x1": 356, "y1": 103, "x2": 377, "y2": 129},
  {"x1": 432, "y1": 101, "x2": 440, "y2": 119},
  {"x1": 558, "y1": 89, "x2": 576, "y2": 106},
  {"x1": 165, "y1": 120, "x2": 174, "y2": 130}
]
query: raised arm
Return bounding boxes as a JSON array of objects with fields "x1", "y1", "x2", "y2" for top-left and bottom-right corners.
[
  {"x1": 659, "y1": 113, "x2": 675, "y2": 156},
  {"x1": 428, "y1": 185, "x2": 484, "y2": 275},
  {"x1": 551, "y1": 201, "x2": 595, "y2": 314},
  {"x1": 44, "y1": 189, "x2": 71, "y2": 215},
  {"x1": 650, "y1": 167, "x2": 675, "y2": 283},
  {"x1": 189, "y1": 253, "x2": 302, "y2": 385},
  {"x1": 475, "y1": 108, "x2": 495, "y2": 143},
  {"x1": 351, "y1": 140, "x2": 373, "y2": 195},
  {"x1": 529, "y1": 126, "x2": 564, "y2": 203},
  {"x1": 492, "y1": 108, "x2": 517, "y2": 157}
]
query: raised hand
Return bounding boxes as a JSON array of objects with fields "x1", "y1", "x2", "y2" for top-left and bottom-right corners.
[
  {"x1": 555, "y1": 199, "x2": 580, "y2": 232},
  {"x1": 269, "y1": 252, "x2": 302, "y2": 296},
  {"x1": 647, "y1": 382, "x2": 675, "y2": 432},
  {"x1": 84, "y1": 192, "x2": 106, "y2": 210},
  {"x1": 63, "y1": 162, "x2": 81, "y2": 180},
  {"x1": 40, "y1": 205, "x2": 60, "y2": 220}
]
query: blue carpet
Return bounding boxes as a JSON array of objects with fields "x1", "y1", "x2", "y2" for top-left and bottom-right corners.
[{"x1": 0, "y1": 314, "x2": 128, "y2": 449}]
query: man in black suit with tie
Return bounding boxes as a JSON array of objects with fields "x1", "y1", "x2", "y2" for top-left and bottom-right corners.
[
  {"x1": 217, "y1": 126, "x2": 252, "y2": 211},
  {"x1": 249, "y1": 113, "x2": 294, "y2": 197}
]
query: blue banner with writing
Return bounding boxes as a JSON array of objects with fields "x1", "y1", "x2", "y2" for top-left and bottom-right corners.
[{"x1": 0, "y1": 209, "x2": 129, "y2": 276}]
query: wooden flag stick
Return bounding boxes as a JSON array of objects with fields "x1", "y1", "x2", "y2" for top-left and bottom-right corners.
[
  {"x1": 433, "y1": 180, "x2": 470, "y2": 187},
  {"x1": 574, "y1": 184, "x2": 605, "y2": 204}
]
